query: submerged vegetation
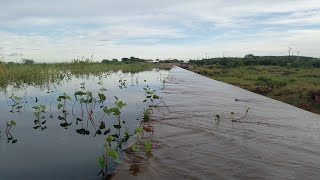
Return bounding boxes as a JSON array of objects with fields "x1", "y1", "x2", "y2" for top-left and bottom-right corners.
[
  {"x1": 188, "y1": 55, "x2": 320, "y2": 114},
  {"x1": 0, "y1": 62, "x2": 173, "y2": 178},
  {"x1": 0, "y1": 61, "x2": 173, "y2": 91}
]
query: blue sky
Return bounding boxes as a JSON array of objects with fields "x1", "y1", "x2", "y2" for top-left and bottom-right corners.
[{"x1": 0, "y1": 0, "x2": 320, "y2": 62}]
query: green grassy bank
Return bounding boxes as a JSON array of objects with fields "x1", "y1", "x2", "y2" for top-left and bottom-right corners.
[{"x1": 189, "y1": 65, "x2": 320, "y2": 114}]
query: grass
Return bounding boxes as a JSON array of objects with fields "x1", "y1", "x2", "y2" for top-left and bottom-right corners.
[
  {"x1": 0, "y1": 62, "x2": 173, "y2": 90},
  {"x1": 189, "y1": 65, "x2": 320, "y2": 114}
]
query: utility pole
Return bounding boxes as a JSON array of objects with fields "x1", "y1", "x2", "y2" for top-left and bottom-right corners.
[{"x1": 288, "y1": 47, "x2": 292, "y2": 56}]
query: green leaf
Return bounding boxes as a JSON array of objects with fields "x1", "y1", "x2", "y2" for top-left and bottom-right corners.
[
  {"x1": 143, "y1": 111, "x2": 150, "y2": 122},
  {"x1": 99, "y1": 121, "x2": 105, "y2": 129},
  {"x1": 58, "y1": 95, "x2": 66, "y2": 100},
  {"x1": 33, "y1": 112, "x2": 40, "y2": 118},
  {"x1": 131, "y1": 143, "x2": 139, "y2": 152},
  {"x1": 10, "y1": 120, "x2": 16, "y2": 126},
  {"x1": 106, "y1": 135, "x2": 114, "y2": 143},
  {"x1": 115, "y1": 101, "x2": 126, "y2": 109},
  {"x1": 97, "y1": 156, "x2": 105, "y2": 168},
  {"x1": 106, "y1": 107, "x2": 120, "y2": 115},
  {"x1": 96, "y1": 130, "x2": 102, "y2": 135},
  {"x1": 144, "y1": 141, "x2": 152, "y2": 153},
  {"x1": 32, "y1": 106, "x2": 40, "y2": 110},
  {"x1": 114, "y1": 124, "x2": 121, "y2": 129},
  {"x1": 79, "y1": 98, "x2": 85, "y2": 104},
  {"x1": 108, "y1": 149, "x2": 119, "y2": 160},
  {"x1": 87, "y1": 91, "x2": 93, "y2": 97},
  {"x1": 112, "y1": 108, "x2": 120, "y2": 115},
  {"x1": 57, "y1": 104, "x2": 63, "y2": 110},
  {"x1": 74, "y1": 91, "x2": 86, "y2": 96},
  {"x1": 134, "y1": 127, "x2": 144, "y2": 134},
  {"x1": 98, "y1": 93, "x2": 106, "y2": 101},
  {"x1": 65, "y1": 95, "x2": 71, "y2": 100},
  {"x1": 103, "y1": 108, "x2": 112, "y2": 115},
  {"x1": 58, "y1": 116, "x2": 65, "y2": 120},
  {"x1": 40, "y1": 105, "x2": 46, "y2": 110},
  {"x1": 60, "y1": 122, "x2": 72, "y2": 128}
]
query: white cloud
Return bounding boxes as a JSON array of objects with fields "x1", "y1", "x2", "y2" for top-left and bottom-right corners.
[{"x1": 0, "y1": 0, "x2": 319, "y2": 61}]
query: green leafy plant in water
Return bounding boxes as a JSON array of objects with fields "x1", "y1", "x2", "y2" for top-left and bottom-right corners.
[
  {"x1": 118, "y1": 78, "x2": 127, "y2": 89},
  {"x1": 73, "y1": 85, "x2": 109, "y2": 136},
  {"x1": 143, "y1": 86, "x2": 170, "y2": 117},
  {"x1": 32, "y1": 104, "x2": 48, "y2": 131},
  {"x1": 125, "y1": 126, "x2": 153, "y2": 155},
  {"x1": 142, "y1": 108, "x2": 153, "y2": 123},
  {"x1": 57, "y1": 93, "x2": 72, "y2": 129},
  {"x1": 142, "y1": 86, "x2": 160, "y2": 103},
  {"x1": 103, "y1": 96, "x2": 127, "y2": 130},
  {"x1": 97, "y1": 97, "x2": 130, "y2": 178},
  {"x1": 5, "y1": 120, "x2": 17, "y2": 144},
  {"x1": 8, "y1": 94, "x2": 23, "y2": 113}
]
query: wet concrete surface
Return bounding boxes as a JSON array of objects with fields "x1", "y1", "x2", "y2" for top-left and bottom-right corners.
[{"x1": 115, "y1": 67, "x2": 320, "y2": 180}]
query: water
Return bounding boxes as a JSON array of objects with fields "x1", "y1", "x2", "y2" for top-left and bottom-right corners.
[
  {"x1": 0, "y1": 69, "x2": 169, "y2": 180},
  {"x1": 115, "y1": 67, "x2": 320, "y2": 179}
]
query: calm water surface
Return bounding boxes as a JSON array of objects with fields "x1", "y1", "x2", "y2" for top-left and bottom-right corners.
[{"x1": 0, "y1": 69, "x2": 169, "y2": 180}]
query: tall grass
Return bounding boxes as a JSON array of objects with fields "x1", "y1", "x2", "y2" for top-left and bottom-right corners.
[{"x1": 0, "y1": 62, "x2": 173, "y2": 90}]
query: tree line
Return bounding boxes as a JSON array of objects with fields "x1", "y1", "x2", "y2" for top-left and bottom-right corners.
[{"x1": 188, "y1": 54, "x2": 320, "y2": 68}]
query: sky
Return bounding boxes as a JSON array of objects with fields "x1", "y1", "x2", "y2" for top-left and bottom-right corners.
[{"x1": 0, "y1": 0, "x2": 320, "y2": 62}]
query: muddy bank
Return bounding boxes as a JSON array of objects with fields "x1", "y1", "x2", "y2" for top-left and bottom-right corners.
[{"x1": 114, "y1": 67, "x2": 320, "y2": 179}]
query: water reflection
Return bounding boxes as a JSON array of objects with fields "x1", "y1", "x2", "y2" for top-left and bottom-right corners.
[{"x1": 0, "y1": 69, "x2": 170, "y2": 179}]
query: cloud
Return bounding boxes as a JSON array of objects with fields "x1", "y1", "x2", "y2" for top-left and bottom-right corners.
[
  {"x1": 7, "y1": 52, "x2": 20, "y2": 57},
  {"x1": 0, "y1": 0, "x2": 319, "y2": 61}
]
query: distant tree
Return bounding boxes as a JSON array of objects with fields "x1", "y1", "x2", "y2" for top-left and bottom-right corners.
[
  {"x1": 121, "y1": 57, "x2": 130, "y2": 62},
  {"x1": 101, "y1": 59, "x2": 111, "y2": 63},
  {"x1": 112, "y1": 59, "x2": 118, "y2": 62},
  {"x1": 244, "y1": 54, "x2": 255, "y2": 59},
  {"x1": 22, "y1": 58, "x2": 35, "y2": 65}
]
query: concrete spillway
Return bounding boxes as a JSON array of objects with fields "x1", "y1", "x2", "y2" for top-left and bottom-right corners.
[{"x1": 115, "y1": 67, "x2": 320, "y2": 179}]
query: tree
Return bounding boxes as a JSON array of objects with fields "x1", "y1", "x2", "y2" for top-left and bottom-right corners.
[
  {"x1": 101, "y1": 59, "x2": 111, "y2": 64},
  {"x1": 22, "y1": 58, "x2": 35, "y2": 65},
  {"x1": 244, "y1": 54, "x2": 255, "y2": 59},
  {"x1": 121, "y1": 57, "x2": 130, "y2": 62}
]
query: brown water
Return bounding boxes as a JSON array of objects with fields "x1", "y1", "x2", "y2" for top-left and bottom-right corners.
[{"x1": 115, "y1": 67, "x2": 320, "y2": 179}]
